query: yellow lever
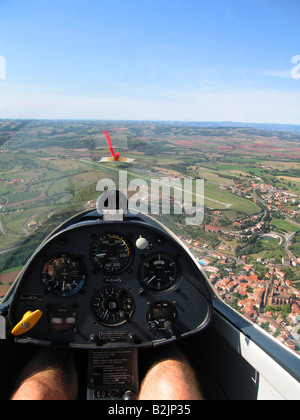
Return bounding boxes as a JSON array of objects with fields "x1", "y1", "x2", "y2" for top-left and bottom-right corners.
[{"x1": 11, "y1": 310, "x2": 43, "y2": 337}]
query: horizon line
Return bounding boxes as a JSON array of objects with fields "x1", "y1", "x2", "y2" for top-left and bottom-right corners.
[{"x1": 0, "y1": 117, "x2": 300, "y2": 129}]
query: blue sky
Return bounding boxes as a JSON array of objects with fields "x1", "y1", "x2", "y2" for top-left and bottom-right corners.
[{"x1": 0, "y1": 0, "x2": 299, "y2": 123}]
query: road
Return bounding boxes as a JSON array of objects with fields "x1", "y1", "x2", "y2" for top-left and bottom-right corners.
[
  {"x1": 0, "y1": 196, "x2": 8, "y2": 235},
  {"x1": 0, "y1": 246, "x2": 19, "y2": 255},
  {"x1": 284, "y1": 232, "x2": 297, "y2": 261}
]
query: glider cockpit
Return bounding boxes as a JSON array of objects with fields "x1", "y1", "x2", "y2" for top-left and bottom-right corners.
[
  {"x1": 1, "y1": 192, "x2": 299, "y2": 401},
  {"x1": 2, "y1": 198, "x2": 212, "y2": 400}
]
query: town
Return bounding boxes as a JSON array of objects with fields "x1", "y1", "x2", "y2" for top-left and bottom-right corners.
[{"x1": 178, "y1": 174, "x2": 300, "y2": 354}]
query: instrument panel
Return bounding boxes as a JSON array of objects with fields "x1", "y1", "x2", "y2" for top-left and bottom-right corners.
[{"x1": 9, "y1": 216, "x2": 212, "y2": 349}]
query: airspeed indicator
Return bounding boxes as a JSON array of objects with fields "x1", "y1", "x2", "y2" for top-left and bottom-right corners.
[{"x1": 90, "y1": 233, "x2": 134, "y2": 275}]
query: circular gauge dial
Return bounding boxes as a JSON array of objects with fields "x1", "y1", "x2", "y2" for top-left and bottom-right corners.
[
  {"x1": 90, "y1": 233, "x2": 133, "y2": 275},
  {"x1": 91, "y1": 286, "x2": 135, "y2": 326},
  {"x1": 42, "y1": 254, "x2": 86, "y2": 297},
  {"x1": 139, "y1": 253, "x2": 180, "y2": 293}
]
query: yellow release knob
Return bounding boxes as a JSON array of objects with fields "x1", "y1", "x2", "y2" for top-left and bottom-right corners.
[{"x1": 11, "y1": 310, "x2": 42, "y2": 337}]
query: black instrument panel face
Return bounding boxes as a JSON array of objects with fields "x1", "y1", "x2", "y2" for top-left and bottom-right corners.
[
  {"x1": 91, "y1": 286, "x2": 135, "y2": 327},
  {"x1": 90, "y1": 233, "x2": 134, "y2": 275},
  {"x1": 42, "y1": 254, "x2": 86, "y2": 297},
  {"x1": 9, "y1": 219, "x2": 212, "y2": 349},
  {"x1": 138, "y1": 252, "x2": 180, "y2": 293}
]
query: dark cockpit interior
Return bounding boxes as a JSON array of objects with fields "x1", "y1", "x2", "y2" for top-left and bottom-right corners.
[
  {"x1": 1, "y1": 204, "x2": 212, "y2": 400},
  {"x1": 9, "y1": 211, "x2": 212, "y2": 348}
]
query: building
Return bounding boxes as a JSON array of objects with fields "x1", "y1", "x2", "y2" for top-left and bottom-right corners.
[{"x1": 205, "y1": 225, "x2": 220, "y2": 234}]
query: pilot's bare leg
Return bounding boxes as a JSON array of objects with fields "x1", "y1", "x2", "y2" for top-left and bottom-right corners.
[
  {"x1": 139, "y1": 346, "x2": 203, "y2": 400},
  {"x1": 11, "y1": 349, "x2": 78, "y2": 400}
]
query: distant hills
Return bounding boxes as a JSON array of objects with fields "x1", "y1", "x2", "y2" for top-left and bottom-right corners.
[
  {"x1": 1, "y1": 119, "x2": 300, "y2": 133},
  {"x1": 139, "y1": 120, "x2": 300, "y2": 133}
]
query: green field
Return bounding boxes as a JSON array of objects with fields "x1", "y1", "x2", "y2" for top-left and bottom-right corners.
[
  {"x1": 0, "y1": 120, "x2": 300, "y2": 276},
  {"x1": 272, "y1": 219, "x2": 299, "y2": 233},
  {"x1": 204, "y1": 182, "x2": 260, "y2": 214}
]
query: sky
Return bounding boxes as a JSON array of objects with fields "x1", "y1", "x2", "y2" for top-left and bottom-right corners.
[{"x1": 0, "y1": 0, "x2": 299, "y2": 124}]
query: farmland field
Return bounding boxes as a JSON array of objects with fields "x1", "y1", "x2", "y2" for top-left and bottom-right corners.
[
  {"x1": 0, "y1": 119, "x2": 299, "y2": 296},
  {"x1": 272, "y1": 219, "x2": 299, "y2": 233}
]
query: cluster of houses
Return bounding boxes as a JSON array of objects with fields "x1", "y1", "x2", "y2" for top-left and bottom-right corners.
[
  {"x1": 208, "y1": 267, "x2": 300, "y2": 352},
  {"x1": 266, "y1": 190, "x2": 300, "y2": 219},
  {"x1": 233, "y1": 214, "x2": 265, "y2": 232},
  {"x1": 0, "y1": 177, "x2": 24, "y2": 185},
  {"x1": 221, "y1": 180, "x2": 275, "y2": 198},
  {"x1": 178, "y1": 231, "x2": 300, "y2": 354},
  {"x1": 222, "y1": 179, "x2": 299, "y2": 219},
  {"x1": 205, "y1": 218, "x2": 266, "y2": 239}
]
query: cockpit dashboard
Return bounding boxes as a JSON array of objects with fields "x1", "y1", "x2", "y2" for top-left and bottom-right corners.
[{"x1": 9, "y1": 211, "x2": 212, "y2": 349}]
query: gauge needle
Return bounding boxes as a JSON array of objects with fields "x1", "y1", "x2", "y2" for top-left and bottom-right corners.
[{"x1": 147, "y1": 276, "x2": 156, "y2": 284}]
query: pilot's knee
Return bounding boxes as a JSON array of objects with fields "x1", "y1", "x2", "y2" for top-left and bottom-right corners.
[
  {"x1": 139, "y1": 359, "x2": 203, "y2": 400},
  {"x1": 11, "y1": 349, "x2": 79, "y2": 400},
  {"x1": 11, "y1": 371, "x2": 69, "y2": 400}
]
